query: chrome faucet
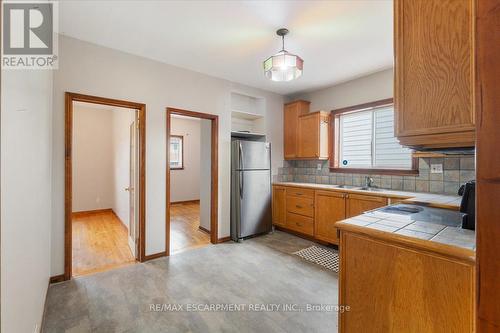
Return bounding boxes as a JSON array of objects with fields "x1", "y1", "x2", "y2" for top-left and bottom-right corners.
[{"x1": 365, "y1": 176, "x2": 377, "y2": 188}]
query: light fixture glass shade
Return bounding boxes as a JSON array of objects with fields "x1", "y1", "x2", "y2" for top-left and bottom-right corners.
[{"x1": 263, "y1": 50, "x2": 303, "y2": 82}]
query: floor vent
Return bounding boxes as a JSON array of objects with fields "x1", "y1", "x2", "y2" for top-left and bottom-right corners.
[{"x1": 293, "y1": 246, "x2": 339, "y2": 273}]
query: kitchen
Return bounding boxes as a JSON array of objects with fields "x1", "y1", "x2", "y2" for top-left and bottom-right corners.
[
  {"x1": 231, "y1": 0, "x2": 496, "y2": 332},
  {"x1": 2, "y1": 0, "x2": 498, "y2": 332}
]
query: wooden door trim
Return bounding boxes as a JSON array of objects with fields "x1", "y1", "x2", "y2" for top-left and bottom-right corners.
[
  {"x1": 166, "y1": 107, "x2": 219, "y2": 256},
  {"x1": 65, "y1": 92, "x2": 146, "y2": 281},
  {"x1": 476, "y1": 0, "x2": 500, "y2": 329}
]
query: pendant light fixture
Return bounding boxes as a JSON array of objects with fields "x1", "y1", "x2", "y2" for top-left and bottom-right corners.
[{"x1": 263, "y1": 28, "x2": 303, "y2": 82}]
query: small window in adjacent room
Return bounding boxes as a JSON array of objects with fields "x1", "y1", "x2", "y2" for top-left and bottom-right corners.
[
  {"x1": 170, "y1": 135, "x2": 184, "y2": 170},
  {"x1": 331, "y1": 99, "x2": 415, "y2": 174}
]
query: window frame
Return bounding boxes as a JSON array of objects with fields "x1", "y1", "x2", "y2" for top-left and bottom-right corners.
[
  {"x1": 329, "y1": 98, "x2": 418, "y2": 175},
  {"x1": 169, "y1": 135, "x2": 184, "y2": 170}
]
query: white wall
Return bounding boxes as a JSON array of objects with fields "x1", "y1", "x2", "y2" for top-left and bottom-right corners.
[
  {"x1": 170, "y1": 116, "x2": 201, "y2": 203},
  {"x1": 1, "y1": 70, "x2": 53, "y2": 332},
  {"x1": 51, "y1": 35, "x2": 284, "y2": 275},
  {"x1": 199, "y1": 119, "x2": 212, "y2": 231},
  {"x1": 72, "y1": 106, "x2": 114, "y2": 212},
  {"x1": 287, "y1": 68, "x2": 393, "y2": 111},
  {"x1": 111, "y1": 109, "x2": 136, "y2": 229}
]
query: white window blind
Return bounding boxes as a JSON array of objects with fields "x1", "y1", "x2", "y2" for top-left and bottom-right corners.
[
  {"x1": 373, "y1": 107, "x2": 412, "y2": 168},
  {"x1": 340, "y1": 110, "x2": 373, "y2": 168},
  {"x1": 339, "y1": 106, "x2": 412, "y2": 169}
]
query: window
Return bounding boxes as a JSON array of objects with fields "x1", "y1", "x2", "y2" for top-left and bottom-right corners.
[
  {"x1": 170, "y1": 135, "x2": 183, "y2": 170},
  {"x1": 331, "y1": 99, "x2": 415, "y2": 173}
]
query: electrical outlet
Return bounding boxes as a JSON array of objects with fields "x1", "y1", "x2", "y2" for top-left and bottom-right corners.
[
  {"x1": 317, "y1": 163, "x2": 322, "y2": 171},
  {"x1": 430, "y1": 164, "x2": 443, "y2": 174}
]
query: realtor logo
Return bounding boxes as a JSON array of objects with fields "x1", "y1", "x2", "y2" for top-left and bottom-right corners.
[{"x1": 2, "y1": 1, "x2": 58, "y2": 69}]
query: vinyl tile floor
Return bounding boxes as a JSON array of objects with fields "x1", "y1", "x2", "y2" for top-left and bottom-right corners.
[{"x1": 43, "y1": 231, "x2": 339, "y2": 333}]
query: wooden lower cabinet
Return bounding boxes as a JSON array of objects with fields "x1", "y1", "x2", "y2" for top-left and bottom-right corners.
[
  {"x1": 339, "y1": 231, "x2": 475, "y2": 333},
  {"x1": 272, "y1": 185, "x2": 393, "y2": 243},
  {"x1": 346, "y1": 193, "x2": 387, "y2": 218},
  {"x1": 272, "y1": 186, "x2": 286, "y2": 227},
  {"x1": 314, "y1": 190, "x2": 346, "y2": 245}
]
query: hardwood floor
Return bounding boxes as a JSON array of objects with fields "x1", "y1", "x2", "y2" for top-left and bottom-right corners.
[
  {"x1": 170, "y1": 201, "x2": 211, "y2": 254},
  {"x1": 72, "y1": 210, "x2": 136, "y2": 277}
]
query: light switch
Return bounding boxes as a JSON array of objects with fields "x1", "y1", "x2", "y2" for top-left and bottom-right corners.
[
  {"x1": 317, "y1": 164, "x2": 322, "y2": 171},
  {"x1": 430, "y1": 164, "x2": 443, "y2": 174}
]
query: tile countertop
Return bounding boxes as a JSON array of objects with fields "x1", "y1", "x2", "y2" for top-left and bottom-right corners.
[
  {"x1": 273, "y1": 181, "x2": 462, "y2": 209},
  {"x1": 338, "y1": 211, "x2": 475, "y2": 251}
]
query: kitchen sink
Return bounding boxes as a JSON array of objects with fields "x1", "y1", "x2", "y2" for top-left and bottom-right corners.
[
  {"x1": 358, "y1": 186, "x2": 382, "y2": 192},
  {"x1": 335, "y1": 185, "x2": 360, "y2": 189}
]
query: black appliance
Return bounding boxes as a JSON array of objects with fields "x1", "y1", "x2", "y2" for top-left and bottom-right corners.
[{"x1": 458, "y1": 180, "x2": 476, "y2": 230}]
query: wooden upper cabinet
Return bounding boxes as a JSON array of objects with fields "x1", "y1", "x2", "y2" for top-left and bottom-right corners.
[
  {"x1": 284, "y1": 100, "x2": 310, "y2": 159},
  {"x1": 346, "y1": 194, "x2": 388, "y2": 218},
  {"x1": 394, "y1": 0, "x2": 475, "y2": 148},
  {"x1": 315, "y1": 190, "x2": 346, "y2": 245},
  {"x1": 298, "y1": 111, "x2": 329, "y2": 159},
  {"x1": 272, "y1": 186, "x2": 286, "y2": 227}
]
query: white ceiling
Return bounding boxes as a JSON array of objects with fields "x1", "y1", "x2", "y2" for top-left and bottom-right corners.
[{"x1": 60, "y1": 0, "x2": 393, "y2": 95}]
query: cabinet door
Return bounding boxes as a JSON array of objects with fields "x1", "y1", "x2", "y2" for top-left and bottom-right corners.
[
  {"x1": 346, "y1": 194, "x2": 387, "y2": 218},
  {"x1": 394, "y1": 0, "x2": 475, "y2": 148},
  {"x1": 298, "y1": 113, "x2": 319, "y2": 158},
  {"x1": 339, "y1": 232, "x2": 474, "y2": 332},
  {"x1": 284, "y1": 103, "x2": 299, "y2": 159},
  {"x1": 315, "y1": 190, "x2": 346, "y2": 244},
  {"x1": 284, "y1": 101, "x2": 310, "y2": 159},
  {"x1": 272, "y1": 186, "x2": 286, "y2": 227}
]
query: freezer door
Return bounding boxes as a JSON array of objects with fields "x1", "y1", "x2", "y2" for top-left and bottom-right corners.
[
  {"x1": 231, "y1": 170, "x2": 272, "y2": 239},
  {"x1": 232, "y1": 140, "x2": 271, "y2": 170}
]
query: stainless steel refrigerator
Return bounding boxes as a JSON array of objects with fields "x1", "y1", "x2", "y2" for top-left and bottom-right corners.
[{"x1": 231, "y1": 140, "x2": 272, "y2": 241}]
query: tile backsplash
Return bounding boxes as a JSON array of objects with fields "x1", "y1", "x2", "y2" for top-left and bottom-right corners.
[{"x1": 276, "y1": 156, "x2": 475, "y2": 195}]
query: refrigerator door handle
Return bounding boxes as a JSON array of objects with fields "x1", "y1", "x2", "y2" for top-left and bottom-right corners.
[
  {"x1": 238, "y1": 142, "x2": 244, "y2": 170},
  {"x1": 239, "y1": 171, "x2": 244, "y2": 199}
]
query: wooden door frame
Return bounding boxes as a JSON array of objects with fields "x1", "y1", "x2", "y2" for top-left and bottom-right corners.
[
  {"x1": 64, "y1": 92, "x2": 146, "y2": 280},
  {"x1": 166, "y1": 107, "x2": 219, "y2": 254}
]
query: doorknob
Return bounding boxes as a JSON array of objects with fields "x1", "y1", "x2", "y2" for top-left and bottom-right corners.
[{"x1": 125, "y1": 187, "x2": 133, "y2": 191}]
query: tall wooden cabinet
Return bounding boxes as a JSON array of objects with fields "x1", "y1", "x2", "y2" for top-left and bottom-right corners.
[
  {"x1": 394, "y1": 0, "x2": 475, "y2": 148},
  {"x1": 284, "y1": 101, "x2": 329, "y2": 160},
  {"x1": 284, "y1": 100, "x2": 310, "y2": 159}
]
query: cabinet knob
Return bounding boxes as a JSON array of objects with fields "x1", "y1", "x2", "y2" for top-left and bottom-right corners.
[{"x1": 296, "y1": 205, "x2": 302, "y2": 209}]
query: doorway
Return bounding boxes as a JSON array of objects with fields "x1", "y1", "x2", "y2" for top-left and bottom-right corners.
[
  {"x1": 65, "y1": 92, "x2": 146, "y2": 280},
  {"x1": 166, "y1": 108, "x2": 219, "y2": 255}
]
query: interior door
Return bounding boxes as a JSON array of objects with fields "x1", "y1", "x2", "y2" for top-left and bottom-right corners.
[{"x1": 128, "y1": 116, "x2": 140, "y2": 258}]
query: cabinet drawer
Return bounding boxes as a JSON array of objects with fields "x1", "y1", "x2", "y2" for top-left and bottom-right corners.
[
  {"x1": 286, "y1": 195, "x2": 314, "y2": 217},
  {"x1": 286, "y1": 187, "x2": 314, "y2": 198},
  {"x1": 286, "y1": 212, "x2": 314, "y2": 236}
]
